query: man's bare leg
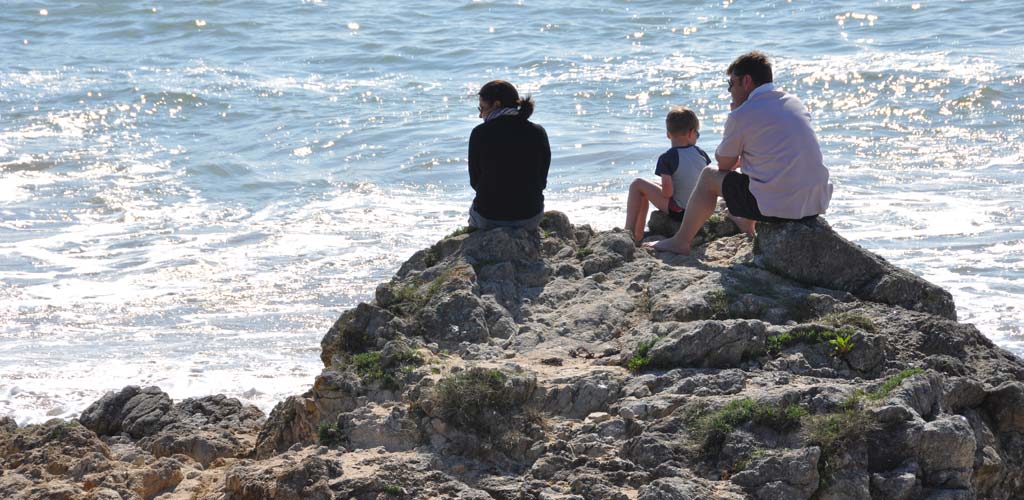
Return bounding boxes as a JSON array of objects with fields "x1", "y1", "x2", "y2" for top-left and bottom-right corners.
[
  {"x1": 729, "y1": 214, "x2": 756, "y2": 235},
  {"x1": 646, "y1": 167, "x2": 728, "y2": 254}
]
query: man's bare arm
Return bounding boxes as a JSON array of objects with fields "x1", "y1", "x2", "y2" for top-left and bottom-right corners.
[{"x1": 715, "y1": 153, "x2": 740, "y2": 172}]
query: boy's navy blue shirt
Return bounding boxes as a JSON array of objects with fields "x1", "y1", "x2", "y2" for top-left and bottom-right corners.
[{"x1": 468, "y1": 115, "x2": 551, "y2": 221}]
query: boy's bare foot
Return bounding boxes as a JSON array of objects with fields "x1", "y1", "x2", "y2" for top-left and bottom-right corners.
[{"x1": 643, "y1": 237, "x2": 690, "y2": 255}]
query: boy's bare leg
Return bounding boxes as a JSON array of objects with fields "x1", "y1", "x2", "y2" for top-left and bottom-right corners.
[
  {"x1": 625, "y1": 179, "x2": 670, "y2": 243},
  {"x1": 647, "y1": 167, "x2": 727, "y2": 255},
  {"x1": 624, "y1": 181, "x2": 643, "y2": 242}
]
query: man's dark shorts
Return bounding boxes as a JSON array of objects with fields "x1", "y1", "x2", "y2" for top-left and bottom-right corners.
[{"x1": 721, "y1": 172, "x2": 818, "y2": 223}]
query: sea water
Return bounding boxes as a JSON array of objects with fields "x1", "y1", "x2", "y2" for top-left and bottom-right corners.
[{"x1": 1, "y1": 0, "x2": 1022, "y2": 424}]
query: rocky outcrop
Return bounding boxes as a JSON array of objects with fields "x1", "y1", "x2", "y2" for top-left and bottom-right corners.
[
  {"x1": 4, "y1": 211, "x2": 1024, "y2": 499},
  {"x1": 754, "y1": 217, "x2": 957, "y2": 320},
  {"x1": 79, "y1": 386, "x2": 265, "y2": 466},
  {"x1": 0, "y1": 419, "x2": 186, "y2": 499}
]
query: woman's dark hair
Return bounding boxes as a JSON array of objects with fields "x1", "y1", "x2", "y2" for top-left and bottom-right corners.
[
  {"x1": 478, "y1": 80, "x2": 534, "y2": 119},
  {"x1": 726, "y1": 51, "x2": 773, "y2": 86}
]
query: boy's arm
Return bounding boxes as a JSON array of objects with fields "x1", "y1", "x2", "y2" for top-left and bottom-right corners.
[{"x1": 659, "y1": 174, "x2": 674, "y2": 199}]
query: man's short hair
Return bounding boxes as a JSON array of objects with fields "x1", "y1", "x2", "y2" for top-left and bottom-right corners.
[
  {"x1": 727, "y1": 51, "x2": 773, "y2": 86},
  {"x1": 666, "y1": 107, "x2": 699, "y2": 135}
]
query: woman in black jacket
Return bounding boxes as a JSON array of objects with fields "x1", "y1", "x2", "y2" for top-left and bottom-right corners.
[{"x1": 468, "y1": 80, "x2": 551, "y2": 230}]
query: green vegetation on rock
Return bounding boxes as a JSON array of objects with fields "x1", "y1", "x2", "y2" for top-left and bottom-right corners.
[
  {"x1": 318, "y1": 421, "x2": 342, "y2": 447},
  {"x1": 818, "y1": 311, "x2": 877, "y2": 333},
  {"x1": 828, "y1": 333, "x2": 855, "y2": 356},
  {"x1": 445, "y1": 226, "x2": 474, "y2": 239},
  {"x1": 434, "y1": 369, "x2": 518, "y2": 437},
  {"x1": 628, "y1": 338, "x2": 658, "y2": 373},
  {"x1": 351, "y1": 348, "x2": 422, "y2": 389},
  {"x1": 767, "y1": 326, "x2": 857, "y2": 355},
  {"x1": 689, "y1": 398, "x2": 808, "y2": 456},
  {"x1": 390, "y1": 267, "x2": 464, "y2": 312},
  {"x1": 706, "y1": 290, "x2": 730, "y2": 317},
  {"x1": 802, "y1": 408, "x2": 879, "y2": 486},
  {"x1": 868, "y1": 368, "x2": 925, "y2": 401}
]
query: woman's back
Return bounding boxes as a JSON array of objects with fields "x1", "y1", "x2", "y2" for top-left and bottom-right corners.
[{"x1": 468, "y1": 113, "x2": 550, "y2": 222}]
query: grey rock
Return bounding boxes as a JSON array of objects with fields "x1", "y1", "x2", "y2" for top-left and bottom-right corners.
[
  {"x1": 461, "y1": 226, "x2": 542, "y2": 265},
  {"x1": 754, "y1": 217, "x2": 956, "y2": 319},
  {"x1": 224, "y1": 454, "x2": 343, "y2": 500},
  {"x1": 982, "y1": 382, "x2": 1024, "y2": 433},
  {"x1": 814, "y1": 442, "x2": 870, "y2": 500},
  {"x1": 419, "y1": 289, "x2": 492, "y2": 343},
  {"x1": 920, "y1": 488, "x2": 973, "y2": 500},
  {"x1": 253, "y1": 395, "x2": 321, "y2": 459},
  {"x1": 78, "y1": 385, "x2": 175, "y2": 439},
  {"x1": 870, "y1": 468, "x2": 918, "y2": 500},
  {"x1": 321, "y1": 303, "x2": 402, "y2": 366},
  {"x1": 886, "y1": 372, "x2": 942, "y2": 420},
  {"x1": 637, "y1": 477, "x2": 716, "y2": 500},
  {"x1": 731, "y1": 447, "x2": 821, "y2": 500},
  {"x1": 671, "y1": 369, "x2": 747, "y2": 396},
  {"x1": 340, "y1": 403, "x2": 420, "y2": 452},
  {"x1": 581, "y1": 231, "x2": 635, "y2": 276},
  {"x1": 648, "y1": 320, "x2": 767, "y2": 369},
  {"x1": 941, "y1": 377, "x2": 986, "y2": 412},
  {"x1": 0, "y1": 416, "x2": 16, "y2": 434},
  {"x1": 918, "y1": 415, "x2": 976, "y2": 489}
]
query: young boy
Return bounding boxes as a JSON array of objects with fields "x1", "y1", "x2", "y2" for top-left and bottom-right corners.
[{"x1": 624, "y1": 107, "x2": 710, "y2": 243}]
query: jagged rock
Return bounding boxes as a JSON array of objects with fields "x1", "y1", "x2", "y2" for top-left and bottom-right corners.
[
  {"x1": 78, "y1": 385, "x2": 175, "y2": 439},
  {"x1": 0, "y1": 419, "x2": 110, "y2": 475},
  {"x1": 886, "y1": 372, "x2": 943, "y2": 420},
  {"x1": 338, "y1": 403, "x2": 420, "y2": 451},
  {"x1": 580, "y1": 231, "x2": 635, "y2": 276},
  {"x1": 0, "y1": 418, "x2": 189, "y2": 500},
  {"x1": 419, "y1": 289, "x2": 492, "y2": 343},
  {"x1": 321, "y1": 303, "x2": 402, "y2": 366},
  {"x1": 983, "y1": 382, "x2": 1024, "y2": 433},
  {"x1": 647, "y1": 320, "x2": 767, "y2": 368},
  {"x1": 536, "y1": 371, "x2": 625, "y2": 419},
  {"x1": 138, "y1": 394, "x2": 265, "y2": 466},
  {"x1": 224, "y1": 453, "x2": 343, "y2": 500},
  {"x1": 870, "y1": 466, "x2": 919, "y2": 500},
  {"x1": 1, "y1": 416, "x2": 17, "y2": 433},
  {"x1": 253, "y1": 395, "x2": 322, "y2": 459},
  {"x1": 754, "y1": 217, "x2": 956, "y2": 319},
  {"x1": 76, "y1": 386, "x2": 264, "y2": 466},
  {"x1": 636, "y1": 477, "x2": 715, "y2": 500},
  {"x1": 730, "y1": 447, "x2": 821, "y2": 500},
  {"x1": 670, "y1": 369, "x2": 747, "y2": 396},
  {"x1": 814, "y1": 442, "x2": 870, "y2": 500},
  {"x1": 568, "y1": 472, "x2": 629, "y2": 500},
  {"x1": 124, "y1": 456, "x2": 185, "y2": 498},
  {"x1": 918, "y1": 415, "x2": 976, "y2": 489}
]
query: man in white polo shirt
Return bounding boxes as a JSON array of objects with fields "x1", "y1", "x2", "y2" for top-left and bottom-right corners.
[{"x1": 648, "y1": 51, "x2": 833, "y2": 255}]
